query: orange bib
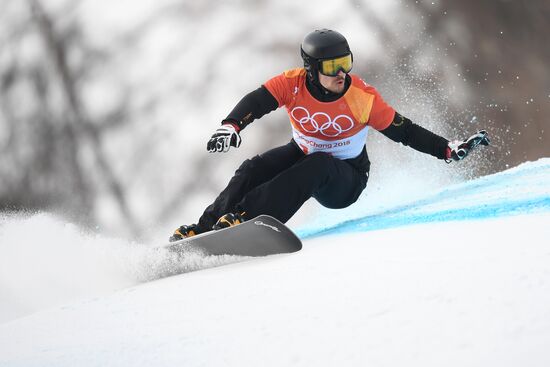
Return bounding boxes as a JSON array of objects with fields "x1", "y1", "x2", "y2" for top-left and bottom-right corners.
[{"x1": 264, "y1": 68, "x2": 395, "y2": 159}]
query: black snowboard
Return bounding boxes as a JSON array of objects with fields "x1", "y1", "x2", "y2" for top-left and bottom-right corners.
[{"x1": 165, "y1": 215, "x2": 302, "y2": 257}]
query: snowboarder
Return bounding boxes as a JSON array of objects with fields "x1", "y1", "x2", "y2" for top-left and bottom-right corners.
[{"x1": 169, "y1": 29, "x2": 490, "y2": 241}]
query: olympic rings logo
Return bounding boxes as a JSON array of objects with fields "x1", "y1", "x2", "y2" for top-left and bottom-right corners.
[{"x1": 290, "y1": 106, "x2": 354, "y2": 137}]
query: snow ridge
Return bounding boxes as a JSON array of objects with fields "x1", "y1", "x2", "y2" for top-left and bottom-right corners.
[{"x1": 297, "y1": 158, "x2": 550, "y2": 238}]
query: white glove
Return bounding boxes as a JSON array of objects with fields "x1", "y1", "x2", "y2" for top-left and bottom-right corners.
[
  {"x1": 446, "y1": 130, "x2": 490, "y2": 162},
  {"x1": 206, "y1": 124, "x2": 242, "y2": 153}
]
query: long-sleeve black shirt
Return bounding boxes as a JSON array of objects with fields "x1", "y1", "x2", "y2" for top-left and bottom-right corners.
[{"x1": 222, "y1": 77, "x2": 449, "y2": 160}]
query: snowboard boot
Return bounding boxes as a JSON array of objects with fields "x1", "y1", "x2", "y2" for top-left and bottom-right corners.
[
  {"x1": 212, "y1": 212, "x2": 246, "y2": 230},
  {"x1": 169, "y1": 224, "x2": 200, "y2": 242}
]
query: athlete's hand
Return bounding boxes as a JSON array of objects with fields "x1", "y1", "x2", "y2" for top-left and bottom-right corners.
[
  {"x1": 207, "y1": 123, "x2": 242, "y2": 153},
  {"x1": 446, "y1": 130, "x2": 490, "y2": 162}
]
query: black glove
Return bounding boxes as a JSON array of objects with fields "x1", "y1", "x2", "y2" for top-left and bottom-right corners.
[
  {"x1": 206, "y1": 123, "x2": 242, "y2": 153},
  {"x1": 446, "y1": 130, "x2": 490, "y2": 162}
]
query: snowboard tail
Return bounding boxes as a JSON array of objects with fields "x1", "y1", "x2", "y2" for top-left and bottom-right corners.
[{"x1": 166, "y1": 215, "x2": 302, "y2": 257}]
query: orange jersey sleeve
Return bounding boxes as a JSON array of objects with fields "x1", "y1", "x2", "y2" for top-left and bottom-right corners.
[
  {"x1": 263, "y1": 68, "x2": 306, "y2": 107},
  {"x1": 358, "y1": 82, "x2": 395, "y2": 131},
  {"x1": 368, "y1": 91, "x2": 395, "y2": 130}
]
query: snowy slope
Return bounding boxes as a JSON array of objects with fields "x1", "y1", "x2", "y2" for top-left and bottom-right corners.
[{"x1": 1, "y1": 159, "x2": 550, "y2": 367}]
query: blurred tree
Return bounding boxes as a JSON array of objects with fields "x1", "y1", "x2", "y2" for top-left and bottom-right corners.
[{"x1": 0, "y1": 0, "x2": 137, "y2": 233}]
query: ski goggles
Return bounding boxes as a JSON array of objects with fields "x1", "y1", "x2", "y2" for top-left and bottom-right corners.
[{"x1": 319, "y1": 54, "x2": 353, "y2": 76}]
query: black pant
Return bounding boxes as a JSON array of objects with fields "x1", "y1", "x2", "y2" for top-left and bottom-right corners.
[{"x1": 197, "y1": 140, "x2": 370, "y2": 232}]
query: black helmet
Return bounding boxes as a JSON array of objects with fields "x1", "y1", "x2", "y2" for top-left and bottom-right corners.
[{"x1": 300, "y1": 29, "x2": 352, "y2": 80}]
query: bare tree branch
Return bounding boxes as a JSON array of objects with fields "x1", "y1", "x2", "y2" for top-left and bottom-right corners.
[{"x1": 28, "y1": 0, "x2": 140, "y2": 235}]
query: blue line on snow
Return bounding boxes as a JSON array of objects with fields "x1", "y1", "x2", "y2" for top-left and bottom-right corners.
[
  {"x1": 298, "y1": 196, "x2": 550, "y2": 239},
  {"x1": 296, "y1": 159, "x2": 550, "y2": 240}
]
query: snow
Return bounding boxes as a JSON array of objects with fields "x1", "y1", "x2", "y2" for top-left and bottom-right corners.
[{"x1": 1, "y1": 158, "x2": 550, "y2": 367}]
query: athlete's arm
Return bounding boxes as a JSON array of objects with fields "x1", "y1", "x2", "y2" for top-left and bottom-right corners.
[
  {"x1": 222, "y1": 86, "x2": 279, "y2": 131},
  {"x1": 380, "y1": 112, "x2": 449, "y2": 159}
]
